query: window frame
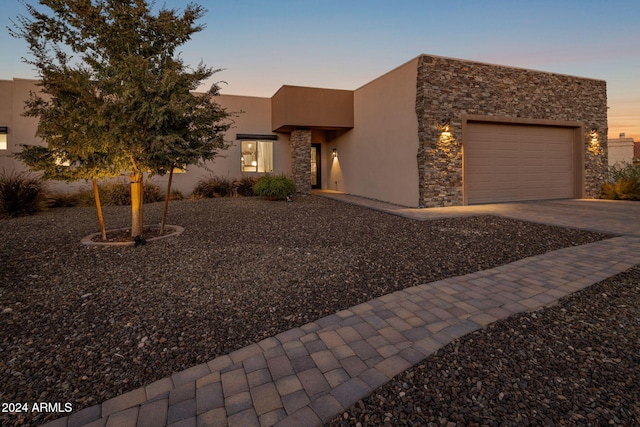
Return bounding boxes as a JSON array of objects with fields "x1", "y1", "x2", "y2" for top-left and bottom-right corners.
[{"x1": 241, "y1": 140, "x2": 273, "y2": 173}]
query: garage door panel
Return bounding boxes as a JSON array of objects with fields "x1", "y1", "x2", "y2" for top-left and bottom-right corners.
[{"x1": 465, "y1": 123, "x2": 575, "y2": 204}]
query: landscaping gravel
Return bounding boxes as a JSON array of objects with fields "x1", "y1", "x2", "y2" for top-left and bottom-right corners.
[
  {"x1": 329, "y1": 266, "x2": 640, "y2": 427},
  {"x1": 0, "y1": 195, "x2": 616, "y2": 426}
]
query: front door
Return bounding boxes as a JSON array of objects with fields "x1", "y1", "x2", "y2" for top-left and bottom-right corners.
[{"x1": 311, "y1": 144, "x2": 321, "y2": 189}]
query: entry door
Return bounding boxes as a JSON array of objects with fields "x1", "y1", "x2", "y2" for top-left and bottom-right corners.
[{"x1": 311, "y1": 144, "x2": 321, "y2": 189}]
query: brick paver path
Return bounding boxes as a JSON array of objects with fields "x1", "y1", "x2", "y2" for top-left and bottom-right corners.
[{"x1": 42, "y1": 233, "x2": 640, "y2": 427}]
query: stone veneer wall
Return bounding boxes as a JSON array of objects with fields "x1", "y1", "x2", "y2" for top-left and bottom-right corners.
[
  {"x1": 415, "y1": 55, "x2": 608, "y2": 208},
  {"x1": 290, "y1": 129, "x2": 312, "y2": 194}
]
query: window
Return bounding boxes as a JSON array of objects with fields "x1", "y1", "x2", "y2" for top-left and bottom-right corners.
[
  {"x1": 0, "y1": 127, "x2": 7, "y2": 150},
  {"x1": 241, "y1": 141, "x2": 273, "y2": 172}
]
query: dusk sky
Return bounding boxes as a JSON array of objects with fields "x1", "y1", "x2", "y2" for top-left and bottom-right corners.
[{"x1": 1, "y1": 0, "x2": 639, "y2": 140}]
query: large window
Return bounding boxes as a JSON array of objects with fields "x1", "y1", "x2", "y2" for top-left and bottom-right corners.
[{"x1": 241, "y1": 141, "x2": 273, "y2": 172}]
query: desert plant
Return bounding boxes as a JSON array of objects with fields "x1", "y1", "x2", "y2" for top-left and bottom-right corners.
[
  {"x1": 601, "y1": 178, "x2": 640, "y2": 200},
  {"x1": 253, "y1": 174, "x2": 296, "y2": 200},
  {"x1": 607, "y1": 161, "x2": 640, "y2": 183},
  {"x1": 234, "y1": 175, "x2": 259, "y2": 197},
  {"x1": 169, "y1": 189, "x2": 184, "y2": 200},
  {"x1": 192, "y1": 176, "x2": 234, "y2": 198},
  {"x1": 601, "y1": 162, "x2": 640, "y2": 201},
  {"x1": 47, "y1": 192, "x2": 81, "y2": 208},
  {"x1": 0, "y1": 171, "x2": 48, "y2": 217},
  {"x1": 143, "y1": 182, "x2": 164, "y2": 204},
  {"x1": 73, "y1": 179, "x2": 164, "y2": 206}
]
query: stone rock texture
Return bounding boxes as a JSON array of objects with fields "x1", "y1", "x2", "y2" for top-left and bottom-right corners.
[
  {"x1": 415, "y1": 54, "x2": 608, "y2": 208},
  {"x1": 290, "y1": 129, "x2": 312, "y2": 194}
]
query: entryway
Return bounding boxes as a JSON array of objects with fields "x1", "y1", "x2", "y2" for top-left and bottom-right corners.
[{"x1": 311, "y1": 143, "x2": 321, "y2": 189}]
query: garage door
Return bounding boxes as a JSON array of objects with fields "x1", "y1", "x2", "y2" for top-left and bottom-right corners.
[{"x1": 465, "y1": 123, "x2": 575, "y2": 204}]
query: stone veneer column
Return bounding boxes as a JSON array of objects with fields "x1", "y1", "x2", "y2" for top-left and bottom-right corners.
[{"x1": 290, "y1": 129, "x2": 312, "y2": 194}]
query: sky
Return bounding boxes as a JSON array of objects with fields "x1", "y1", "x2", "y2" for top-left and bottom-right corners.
[{"x1": 1, "y1": 0, "x2": 639, "y2": 140}]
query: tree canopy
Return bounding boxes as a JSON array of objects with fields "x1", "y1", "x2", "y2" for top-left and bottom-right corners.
[{"x1": 11, "y1": 0, "x2": 233, "y2": 236}]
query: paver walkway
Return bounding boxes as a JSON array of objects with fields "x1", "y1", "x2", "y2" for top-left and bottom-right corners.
[{"x1": 42, "y1": 196, "x2": 640, "y2": 427}]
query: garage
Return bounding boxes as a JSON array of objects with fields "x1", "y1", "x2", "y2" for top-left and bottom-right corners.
[{"x1": 464, "y1": 122, "x2": 578, "y2": 204}]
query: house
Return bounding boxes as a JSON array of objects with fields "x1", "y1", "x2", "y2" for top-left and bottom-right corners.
[
  {"x1": 608, "y1": 132, "x2": 635, "y2": 166},
  {"x1": 0, "y1": 54, "x2": 608, "y2": 207}
]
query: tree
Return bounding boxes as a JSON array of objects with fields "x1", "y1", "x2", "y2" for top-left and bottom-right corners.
[{"x1": 11, "y1": 0, "x2": 232, "y2": 237}]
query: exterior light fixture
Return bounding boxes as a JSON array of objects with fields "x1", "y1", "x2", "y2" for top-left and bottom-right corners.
[
  {"x1": 588, "y1": 128, "x2": 603, "y2": 155},
  {"x1": 440, "y1": 120, "x2": 451, "y2": 137},
  {"x1": 332, "y1": 148, "x2": 338, "y2": 159}
]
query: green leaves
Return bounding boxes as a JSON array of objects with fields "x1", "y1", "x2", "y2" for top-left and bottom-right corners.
[{"x1": 13, "y1": 0, "x2": 232, "y2": 181}]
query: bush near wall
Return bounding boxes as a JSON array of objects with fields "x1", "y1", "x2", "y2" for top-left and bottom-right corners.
[
  {"x1": 83, "y1": 179, "x2": 165, "y2": 206},
  {"x1": 601, "y1": 162, "x2": 640, "y2": 200},
  {"x1": 253, "y1": 174, "x2": 296, "y2": 201},
  {"x1": 191, "y1": 176, "x2": 234, "y2": 198},
  {"x1": 234, "y1": 175, "x2": 259, "y2": 197},
  {"x1": 191, "y1": 175, "x2": 259, "y2": 198},
  {"x1": 48, "y1": 179, "x2": 166, "y2": 207},
  {"x1": 0, "y1": 171, "x2": 48, "y2": 218}
]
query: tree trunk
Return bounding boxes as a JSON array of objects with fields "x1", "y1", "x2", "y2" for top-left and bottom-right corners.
[
  {"x1": 93, "y1": 179, "x2": 107, "y2": 241},
  {"x1": 131, "y1": 173, "x2": 144, "y2": 237},
  {"x1": 160, "y1": 167, "x2": 174, "y2": 235}
]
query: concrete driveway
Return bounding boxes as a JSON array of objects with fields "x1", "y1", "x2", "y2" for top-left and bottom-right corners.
[{"x1": 316, "y1": 192, "x2": 640, "y2": 237}]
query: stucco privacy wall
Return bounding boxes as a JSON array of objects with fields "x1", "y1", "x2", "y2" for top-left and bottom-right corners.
[
  {"x1": 0, "y1": 80, "x2": 288, "y2": 196},
  {"x1": 154, "y1": 94, "x2": 290, "y2": 196},
  {"x1": 415, "y1": 55, "x2": 608, "y2": 207},
  {"x1": 330, "y1": 57, "x2": 420, "y2": 207}
]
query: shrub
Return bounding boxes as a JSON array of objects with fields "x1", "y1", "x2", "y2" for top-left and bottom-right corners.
[
  {"x1": 168, "y1": 189, "x2": 184, "y2": 200},
  {"x1": 0, "y1": 171, "x2": 48, "y2": 217},
  {"x1": 607, "y1": 161, "x2": 640, "y2": 183},
  {"x1": 253, "y1": 174, "x2": 296, "y2": 200},
  {"x1": 234, "y1": 175, "x2": 259, "y2": 197},
  {"x1": 602, "y1": 162, "x2": 640, "y2": 201},
  {"x1": 76, "y1": 179, "x2": 164, "y2": 206},
  {"x1": 47, "y1": 192, "x2": 81, "y2": 208},
  {"x1": 143, "y1": 181, "x2": 164, "y2": 203},
  {"x1": 601, "y1": 178, "x2": 640, "y2": 200},
  {"x1": 191, "y1": 176, "x2": 233, "y2": 198}
]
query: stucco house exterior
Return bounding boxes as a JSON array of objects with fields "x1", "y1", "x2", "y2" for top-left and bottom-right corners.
[
  {"x1": 607, "y1": 132, "x2": 635, "y2": 166},
  {"x1": 0, "y1": 54, "x2": 608, "y2": 207}
]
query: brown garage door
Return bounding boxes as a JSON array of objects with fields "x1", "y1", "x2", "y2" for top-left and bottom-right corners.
[{"x1": 465, "y1": 123, "x2": 575, "y2": 204}]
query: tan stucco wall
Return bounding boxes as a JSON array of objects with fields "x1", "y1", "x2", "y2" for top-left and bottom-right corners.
[
  {"x1": 329, "y1": 57, "x2": 420, "y2": 207},
  {"x1": 0, "y1": 79, "x2": 84, "y2": 193},
  {"x1": 154, "y1": 94, "x2": 288, "y2": 196},
  {"x1": 0, "y1": 79, "x2": 283, "y2": 196},
  {"x1": 607, "y1": 136, "x2": 634, "y2": 166},
  {"x1": 0, "y1": 79, "x2": 39, "y2": 174}
]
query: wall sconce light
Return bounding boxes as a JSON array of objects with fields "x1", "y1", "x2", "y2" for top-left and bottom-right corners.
[
  {"x1": 588, "y1": 128, "x2": 603, "y2": 155},
  {"x1": 332, "y1": 148, "x2": 338, "y2": 159},
  {"x1": 440, "y1": 120, "x2": 451, "y2": 137}
]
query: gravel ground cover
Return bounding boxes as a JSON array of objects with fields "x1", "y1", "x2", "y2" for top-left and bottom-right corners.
[
  {"x1": 0, "y1": 195, "x2": 614, "y2": 426},
  {"x1": 329, "y1": 267, "x2": 640, "y2": 427}
]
